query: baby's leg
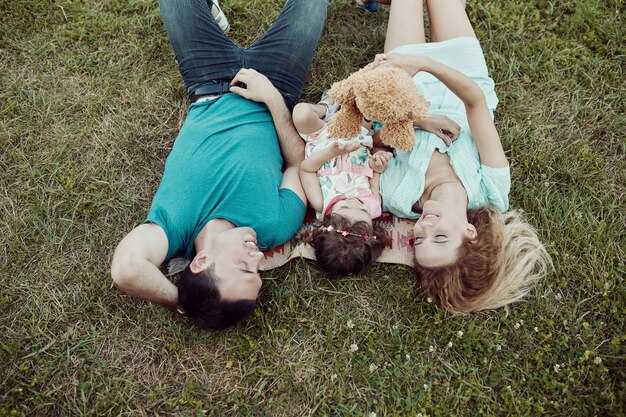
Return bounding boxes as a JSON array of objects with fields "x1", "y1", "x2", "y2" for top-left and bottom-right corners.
[
  {"x1": 426, "y1": 0, "x2": 476, "y2": 42},
  {"x1": 293, "y1": 102, "x2": 326, "y2": 134},
  {"x1": 384, "y1": 0, "x2": 426, "y2": 53}
]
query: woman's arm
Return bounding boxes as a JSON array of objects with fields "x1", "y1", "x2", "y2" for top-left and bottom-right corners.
[{"x1": 375, "y1": 54, "x2": 508, "y2": 168}]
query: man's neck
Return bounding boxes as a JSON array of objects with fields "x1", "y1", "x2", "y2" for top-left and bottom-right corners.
[{"x1": 194, "y1": 218, "x2": 235, "y2": 253}]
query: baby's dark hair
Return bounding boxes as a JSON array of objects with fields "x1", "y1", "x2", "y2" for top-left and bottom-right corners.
[{"x1": 311, "y1": 214, "x2": 388, "y2": 279}]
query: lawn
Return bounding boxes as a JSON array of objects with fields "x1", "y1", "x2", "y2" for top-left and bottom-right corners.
[{"x1": 1, "y1": 0, "x2": 624, "y2": 415}]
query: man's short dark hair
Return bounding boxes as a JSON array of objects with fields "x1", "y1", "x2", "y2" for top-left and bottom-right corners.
[{"x1": 177, "y1": 265, "x2": 257, "y2": 331}]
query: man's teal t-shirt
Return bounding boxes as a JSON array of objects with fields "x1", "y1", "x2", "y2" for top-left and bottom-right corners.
[{"x1": 146, "y1": 94, "x2": 306, "y2": 261}]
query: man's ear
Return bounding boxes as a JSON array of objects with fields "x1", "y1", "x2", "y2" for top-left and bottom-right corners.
[
  {"x1": 189, "y1": 251, "x2": 211, "y2": 274},
  {"x1": 466, "y1": 223, "x2": 478, "y2": 244}
]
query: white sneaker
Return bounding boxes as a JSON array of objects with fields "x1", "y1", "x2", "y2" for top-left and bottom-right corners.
[{"x1": 211, "y1": 0, "x2": 230, "y2": 33}]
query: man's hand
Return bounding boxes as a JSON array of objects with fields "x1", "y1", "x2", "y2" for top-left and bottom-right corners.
[
  {"x1": 230, "y1": 68, "x2": 282, "y2": 105},
  {"x1": 369, "y1": 150, "x2": 393, "y2": 173},
  {"x1": 414, "y1": 113, "x2": 461, "y2": 147}
]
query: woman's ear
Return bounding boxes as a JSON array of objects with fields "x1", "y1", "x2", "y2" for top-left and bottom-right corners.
[
  {"x1": 189, "y1": 251, "x2": 211, "y2": 274},
  {"x1": 466, "y1": 223, "x2": 478, "y2": 244}
]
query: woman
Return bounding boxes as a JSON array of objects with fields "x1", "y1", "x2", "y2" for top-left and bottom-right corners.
[{"x1": 372, "y1": 0, "x2": 551, "y2": 312}]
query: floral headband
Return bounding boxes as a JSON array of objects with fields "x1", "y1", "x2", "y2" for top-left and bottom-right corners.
[{"x1": 319, "y1": 225, "x2": 376, "y2": 241}]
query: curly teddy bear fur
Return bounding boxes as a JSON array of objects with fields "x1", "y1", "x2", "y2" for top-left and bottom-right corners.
[{"x1": 327, "y1": 65, "x2": 429, "y2": 151}]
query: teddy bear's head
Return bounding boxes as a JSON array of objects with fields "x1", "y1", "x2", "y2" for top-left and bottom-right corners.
[{"x1": 327, "y1": 65, "x2": 429, "y2": 151}]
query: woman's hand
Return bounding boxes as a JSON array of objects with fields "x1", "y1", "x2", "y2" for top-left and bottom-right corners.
[
  {"x1": 230, "y1": 68, "x2": 282, "y2": 105},
  {"x1": 370, "y1": 150, "x2": 393, "y2": 173},
  {"x1": 414, "y1": 114, "x2": 461, "y2": 147},
  {"x1": 370, "y1": 53, "x2": 430, "y2": 77}
]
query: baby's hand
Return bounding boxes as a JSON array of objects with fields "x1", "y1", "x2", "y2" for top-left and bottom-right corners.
[
  {"x1": 329, "y1": 139, "x2": 361, "y2": 156},
  {"x1": 370, "y1": 150, "x2": 393, "y2": 173}
]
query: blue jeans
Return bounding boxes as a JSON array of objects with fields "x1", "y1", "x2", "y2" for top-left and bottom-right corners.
[{"x1": 158, "y1": 0, "x2": 330, "y2": 109}]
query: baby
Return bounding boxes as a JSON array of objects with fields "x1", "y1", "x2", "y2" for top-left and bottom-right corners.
[{"x1": 293, "y1": 93, "x2": 392, "y2": 279}]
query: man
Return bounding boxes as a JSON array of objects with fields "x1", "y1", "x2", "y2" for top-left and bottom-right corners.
[{"x1": 111, "y1": 0, "x2": 330, "y2": 330}]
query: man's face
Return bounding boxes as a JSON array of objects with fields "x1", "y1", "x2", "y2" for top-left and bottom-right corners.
[{"x1": 210, "y1": 227, "x2": 264, "y2": 301}]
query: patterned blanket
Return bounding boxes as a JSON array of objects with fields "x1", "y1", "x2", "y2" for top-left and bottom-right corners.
[
  {"x1": 167, "y1": 210, "x2": 416, "y2": 275},
  {"x1": 259, "y1": 209, "x2": 415, "y2": 270}
]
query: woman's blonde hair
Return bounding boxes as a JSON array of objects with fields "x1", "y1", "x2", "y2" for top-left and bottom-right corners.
[{"x1": 415, "y1": 207, "x2": 552, "y2": 312}]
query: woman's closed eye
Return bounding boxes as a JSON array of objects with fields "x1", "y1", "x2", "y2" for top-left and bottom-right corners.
[{"x1": 413, "y1": 237, "x2": 424, "y2": 246}]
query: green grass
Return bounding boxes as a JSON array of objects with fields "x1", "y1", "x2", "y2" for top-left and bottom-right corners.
[{"x1": 1, "y1": 0, "x2": 624, "y2": 415}]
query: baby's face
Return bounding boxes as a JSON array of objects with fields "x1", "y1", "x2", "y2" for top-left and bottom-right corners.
[{"x1": 331, "y1": 198, "x2": 372, "y2": 226}]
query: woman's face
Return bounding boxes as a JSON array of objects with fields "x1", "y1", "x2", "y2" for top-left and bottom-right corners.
[{"x1": 412, "y1": 201, "x2": 476, "y2": 267}]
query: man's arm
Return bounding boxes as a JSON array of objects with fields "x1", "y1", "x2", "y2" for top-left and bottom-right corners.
[
  {"x1": 265, "y1": 94, "x2": 305, "y2": 169},
  {"x1": 111, "y1": 223, "x2": 179, "y2": 308}
]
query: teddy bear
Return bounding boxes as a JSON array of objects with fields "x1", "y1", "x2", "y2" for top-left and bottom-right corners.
[{"x1": 327, "y1": 65, "x2": 429, "y2": 152}]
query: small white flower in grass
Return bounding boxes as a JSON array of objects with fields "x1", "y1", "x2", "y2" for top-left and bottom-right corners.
[
  {"x1": 429, "y1": 345, "x2": 434, "y2": 353},
  {"x1": 554, "y1": 364, "x2": 561, "y2": 373},
  {"x1": 534, "y1": 327, "x2": 539, "y2": 332},
  {"x1": 423, "y1": 384, "x2": 429, "y2": 390},
  {"x1": 514, "y1": 322, "x2": 521, "y2": 330},
  {"x1": 346, "y1": 319, "x2": 354, "y2": 329},
  {"x1": 427, "y1": 297, "x2": 433, "y2": 303},
  {"x1": 349, "y1": 343, "x2": 358, "y2": 353},
  {"x1": 331, "y1": 373, "x2": 337, "y2": 381},
  {"x1": 392, "y1": 324, "x2": 399, "y2": 330},
  {"x1": 594, "y1": 357, "x2": 602, "y2": 365},
  {"x1": 416, "y1": 414, "x2": 424, "y2": 417},
  {"x1": 555, "y1": 293, "x2": 562, "y2": 300},
  {"x1": 457, "y1": 331, "x2": 464, "y2": 338},
  {"x1": 544, "y1": 181, "x2": 549, "y2": 188},
  {"x1": 447, "y1": 341, "x2": 453, "y2": 348},
  {"x1": 369, "y1": 412, "x2": 377, "y2": 417},
  {"x1": 520, "y1": 319, "x2": 524, "y2": 325},
  {"x1": 405, "y1": 354, "x2": 411, "y2": 361},
  {"x1": 496, "y1": 344, "x2": 502, "y2": 351},
  {"x1": 369, "y1": 363, "x2": 378, "y2": 372}
]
